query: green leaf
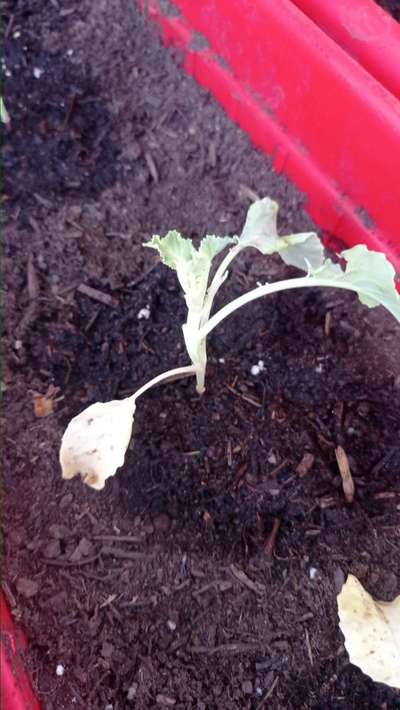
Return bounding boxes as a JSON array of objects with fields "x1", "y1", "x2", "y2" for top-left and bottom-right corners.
[
  {"x1": 198, "y1": 234, "x2": 236, "y2": 260},
  {"x1": 239, "y1": 197, "x2": 279, "y2": 254},
  {"x1": 145, "y1": 230, "x2": 194, "y2": 270},
  {"x1": 312, "y1": 245, "x2": 400, "y2": 321},
  {"x1": 239, "y1": 197, "x2": 324, "y2": 271},
  {"x1": 144, "y1": 231, "x2": 235, "y2": 309},
  {"x1": 277, "y1": 232, "x2": 325, "y2": 271}
]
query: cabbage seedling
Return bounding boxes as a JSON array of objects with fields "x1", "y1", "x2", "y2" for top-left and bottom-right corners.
[{"x1": 60, "y1": 198, "x2": 400, "y2": 489}]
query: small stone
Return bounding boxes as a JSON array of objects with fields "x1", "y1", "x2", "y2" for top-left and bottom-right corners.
[
  {"x1": 166, "y1": 619, "x2": 176, "y2": 632},
  {"x1": 69, "y1": 537, "x2": 94, "y2": 562},
  {"x1": 49, "y1": 524, "x2": 70, "y2": 539},
  {"x1": 43, "y1": 539, "x2": 61, "y2": 559},
  {"x1": 250, "y1": 365, "x2": 261, "y2": 376},
  {"x1": 33, "y1": 67, "x2": 44, "y2": 79},
  {"x1": 296, "y1": 452, "x2": 315, "y2": 477},
  {"x1": 127, "y1": 683, "x2": 138, "y2": 700},
  {"x1": 242, "y1": 680, "x2": 253, "y2": 695},
  {"x1": 333, "y1": 566, "x2": 345, "y2": 593},
  {"x1": 137, "y1": 306, "x2": 151, "y2": 320},
  {"x1": 59, "y1": 494, "x2": 73, "y2": 509},
  {"x1": 56, "y1": 664, "x2": 64, "y2": 676},
  {"x1": 101, "y1": 641, "x2": 114, "y2": 659},
  {"x1": 16, "y1": 577, "x2": 39, "y2": 598},
  {"x1": 153, "y1": 513, "x2": 171, "y2": 533},
  {"x1": 309, "y1": 567, "x2": 318, "y2": 580}
]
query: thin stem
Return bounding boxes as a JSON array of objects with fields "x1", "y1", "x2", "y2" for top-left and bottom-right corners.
[
  {"x1": 130, "y1": 365, "x2": 196, "y2": 403},
  {"x1": 199, "y1": 277, "x2": 367, "y2": 339},
  {"x1": 201, "y1": 243, "x2": 242, "y2": 325}
]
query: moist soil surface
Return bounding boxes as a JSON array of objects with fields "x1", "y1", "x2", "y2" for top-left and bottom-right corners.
[{"x1": 3, "y1": 2, "x2": 400, "y2": 709}]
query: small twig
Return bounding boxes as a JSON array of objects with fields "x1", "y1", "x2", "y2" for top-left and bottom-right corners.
[
  {"x1": 145, "y1": 151, "x2": 159, "y2": 182},
  {"x1": 324, "y1": 311, "x2": 332, "y2": 337},
  {"x1": 267, "y1": 459, "x2": 289, "y2": 478},
  {"x1": 101, "y1": 545, "x2": 155, "y2": 561},
  {"x1": 225, "y1": 383, "x2": 262, "y2": 408},
  {"x1": 61, "y1": 93, "x2": 77, "y2": 130},
  {"x1": 231, "y1": 463, "x2": 248, "y2": 489},
  {"x1": 126, "y1": 262, "x2": 158, "y2": 289},
  {"x1": 92, "y1": 535, "x2": 142, "y2": 543},
  {"x1": 5, "y1": 13, "x2": 15, "y2": 39},
  {"x1": 41, "y1": 553, "x2": 100, "y2": 567},
  {"x1": 1, "y1": 581, "x2": 16, "y2": 608},
  {"x1": 77, "y1": 283, "x2": 116, "y2": 307},
  {"x1": 227, "y1": 439, "x2": 233, "y2": 467},
  {"x1": 87, "y1": 670, "x2": 110, "y2": 704},
  {"x1": 189, "y1": 642, "x2": 260, "y2": 655},
  {"x1": 372, "y1": 448, "x2": 397, "y2": 475},
  {"x1": 264, "y1": 518, "x2": 281, "y2": 561},
  {"x1": 255, "y1": 676, "x2": 279, "y2": 709},
  {"x1": 335, "y1": 446, "x2": 355, "y2": 503},
  {"x1": 229, "y1": 564, "x2": 265, "y2": 595},
  {"x1": 296, "y1": 452, "x2": 315, "y2": 477},
  {"x1": 27, "y1": 253, "x2": 40, "y2": 299},
  {"x1": 305, "y1": 628, "x2": 314, "y2": 666}
]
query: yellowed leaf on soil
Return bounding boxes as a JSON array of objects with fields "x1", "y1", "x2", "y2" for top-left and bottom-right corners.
[
  {"x1": 60, "y1": 398, "x2": 135, "y2": 490},
  {"x1": 337, "y1": 574, "x2": 400, "y2": 688}
]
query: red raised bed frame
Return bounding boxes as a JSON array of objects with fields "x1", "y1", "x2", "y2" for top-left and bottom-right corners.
[
  {"x1": 142, "y1": 0, "x2": 400, "y2": 271},
  {"x1": 3, "y1": 1, "x2": 400, "y2": 708}
]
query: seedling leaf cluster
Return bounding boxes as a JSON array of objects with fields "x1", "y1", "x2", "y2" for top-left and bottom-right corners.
[{"x1": 60, "y1": 197, "x2": 400, "y2": 491}]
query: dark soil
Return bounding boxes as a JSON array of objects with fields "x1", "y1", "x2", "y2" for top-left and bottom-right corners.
[
  {"x1": 3, "y1": 2, "x2": 400, "y2": 709},
  {"x1": 375, "y1": 0, "x2": 400, "y2": 21}
]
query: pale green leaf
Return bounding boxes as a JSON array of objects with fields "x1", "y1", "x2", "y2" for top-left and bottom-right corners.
[
  {"x1": 239, "y1": 197, "x2": 324, "y2": 271},
  {"x1": 198, "y1": 234, "x2": 236, "y2": 260},
  {"x1": 313, "y1": 245, "x2": 400, "y2": 321},
  {"x1": 239, "y1": 197, "x2": 279, "y2": 254},
  {"x1": 144, "y1": 231, "x2": 235, "y2": 309},
  {"x1": 145, "y1": 230, "x2": 194, "y2": 270},
  {"x1": 277, "y1": 232, "x2": 324, "y2": 271}
]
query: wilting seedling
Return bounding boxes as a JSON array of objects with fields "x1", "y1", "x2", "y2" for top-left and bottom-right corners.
[{"x1": 59, "y1": 198, "x2": 400, "y2": 489}]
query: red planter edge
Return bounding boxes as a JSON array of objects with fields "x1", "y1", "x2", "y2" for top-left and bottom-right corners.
[
  {"x1": 292, "y1": 0, "x2": 400, "y2": 102},
  {"x1": 1, "y1": 594, "x2": 42, "y2": 710},
  {"x1": 140, "y1": 0, "x2": 400, "y2": 274}
]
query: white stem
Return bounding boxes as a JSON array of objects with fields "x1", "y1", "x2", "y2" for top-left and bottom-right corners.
[
  {"x1": 201, "y1": 243, "x2": 242, "y2": 326},
  {"x1": 130, "y1": 365, "x2": 196, "y2": 403},
  {"x1": 199, "y1": 276, "x2": 368, "y2": 339}
]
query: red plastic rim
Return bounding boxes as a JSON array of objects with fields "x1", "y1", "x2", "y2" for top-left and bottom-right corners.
[
  {"x1": 141, "y1": 0, "x2": 400, "y2": 273},
  {"x1": 292, "y1": 0, "x2": 400, "y2": 101}
]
